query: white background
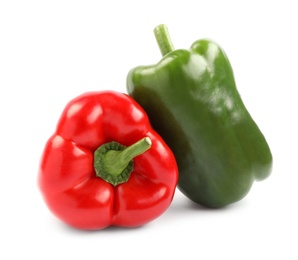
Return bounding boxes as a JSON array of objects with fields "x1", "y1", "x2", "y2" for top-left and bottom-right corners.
[{"x1": 1, "y1": 0, "x2": 297, "y2": 259}]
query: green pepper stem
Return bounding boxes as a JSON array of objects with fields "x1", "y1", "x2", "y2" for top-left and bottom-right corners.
[
  {"x1": 154, "y1": 24, "x2": 175, "y2": 56},
  {"x1": 93, "y1": 137, "x2": 152, "y2": 186}
]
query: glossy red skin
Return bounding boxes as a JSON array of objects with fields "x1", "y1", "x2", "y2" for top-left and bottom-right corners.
[{"x1": 38, "y1": 91, "x2": 178, "y2": 230}]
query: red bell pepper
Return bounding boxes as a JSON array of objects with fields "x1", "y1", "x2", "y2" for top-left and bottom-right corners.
[{"x1": 38, "y1": 91, "x2": 178, "y2": 230}]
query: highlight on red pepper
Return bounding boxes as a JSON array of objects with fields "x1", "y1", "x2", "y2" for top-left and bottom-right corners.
[{"x1": 38, "y1": 91, "x2": 178, "y2": 230}]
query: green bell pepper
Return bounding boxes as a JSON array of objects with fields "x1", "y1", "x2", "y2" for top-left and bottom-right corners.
[{"x1": 126, "y1": 24, "x2": 273, "y2": 208}]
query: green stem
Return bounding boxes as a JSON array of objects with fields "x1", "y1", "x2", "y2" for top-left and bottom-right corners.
[
  {"x1": 94, "y1": 137, "x2": 152, "y2": 186},
  {"x1": 154, "y1": 24, "x2": 175, "y2": 56},
  {"x1": 119, "y1": 137, "x2": 152, "y2": 164}
]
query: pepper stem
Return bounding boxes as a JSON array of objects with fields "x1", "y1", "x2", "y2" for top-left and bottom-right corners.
[
  {"x1": 154, "y1": 24, "x2": 175, "y2": 56},
  {"x1": 94, "y1": 137, "x2": 152, "y2": 186}
]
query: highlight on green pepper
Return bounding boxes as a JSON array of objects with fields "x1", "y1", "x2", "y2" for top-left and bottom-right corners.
[{"x1": 127, "y1": 24, "x2": 273, "y2": 208}]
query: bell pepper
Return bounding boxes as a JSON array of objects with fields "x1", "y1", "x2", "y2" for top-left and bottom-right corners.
[
  {"x1": 38, "y1": 90, "x2": 178, "y2": 230},
  {"x1": 126, "y1": 24, "x2": 273, "y2": 208}
]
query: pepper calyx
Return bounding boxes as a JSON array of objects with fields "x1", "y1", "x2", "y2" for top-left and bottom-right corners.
[{"x1": 94, "y1": 137, "x2": 152, "y2": 186}]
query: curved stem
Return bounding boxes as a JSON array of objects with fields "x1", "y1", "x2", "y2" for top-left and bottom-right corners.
[
  {"x1": 93, "y1": 137, "x2": 152, "y2": 186},
  {"x1": 120, "y1": 137, "x2": 152, "y2": 164},
  {"x1": 154, "y1": 24, "x2": 175, "y2": 56}
]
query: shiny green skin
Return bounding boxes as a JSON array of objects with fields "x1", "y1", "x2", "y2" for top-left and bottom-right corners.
[{"x1": 127, "y1": 39, "x2": 272, "y2": 208}]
